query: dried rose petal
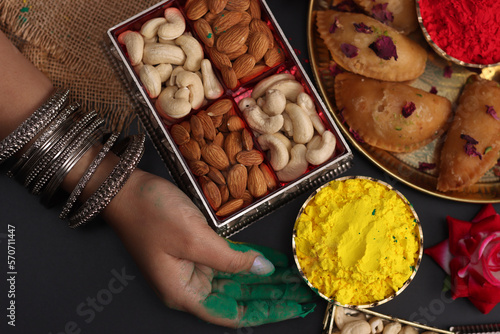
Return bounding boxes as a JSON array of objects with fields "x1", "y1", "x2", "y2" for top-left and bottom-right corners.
[
  {"x1": 371, "y1": 3, "x2": 394, "y2": 24},
  {"x1": 402, "y1": 101, "x2": 416, "y2": 118},
  {"x1": 486, "y1": 105, "x2": 500, "y2": 120},
  {"x1": 418, "y1": 162, "x2": 436, "y2": 171},
  {"x1": 340, "y1": 43, "x2": 358, "y2": 58},
  {"x1": 369, "y1": 36, "x2": 398, "y2": 60},
  {"x1": 461, "y1": 134, "x2": 482, "y2": 159},
  {"x1": 444, "y1": 66, "x2": 453, "y2": 78},
  {"x1": 353, "y1": 22, "x2": 373, "y2": 34},
  {"x1": 461, "y1": 134, "x2": 479, "y2": 145},
  {"x1": 329, "y1": 17, "x2": 341, "y2": 33},
  {"x1": 328, "y1": 62, "x2": 344, "y2": 76},
  {"x1": 349, "y1": 128, "x2": 365, "y2": 143},
  {"x1": 331, "y1": 0, "x2": 357, "y2": 12},
  {"x1": 430, "y1": 86, "x2": 438, "y2": 94}
]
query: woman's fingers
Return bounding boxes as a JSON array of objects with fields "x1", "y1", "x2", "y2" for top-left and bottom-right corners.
[
  {"x1": 215, "y1": 267, "x2": 302, "y2": 284},
  {"x1": 212, "y1": 279, "x2": 317, "y2": 303},
  {"x1": 238, "y1": 300, "x2": 316, "y2": 327}
]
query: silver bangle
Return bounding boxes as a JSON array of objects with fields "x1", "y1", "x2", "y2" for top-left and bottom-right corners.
[
  {"x1": 25, "y1": 110, "x2": 97, "y2": 192},
  {"x1": 14, "y1": 103, "x2": 82, "y2": 186},
  {"x1": 7, "y1": 104, "x2": 74, "y2": 178},
  {"x1": 59, "y1": 132, "x2": 120, "y2": 219},
  {"x1": 0, "y1": 88, "x2": 69, "y2": 164},
  {"x1": 40, "y1": 121, "x2": 105, "y2": 207},
  {"x1": 68, "y1": 134, "x2": 145, "y2": 228}
]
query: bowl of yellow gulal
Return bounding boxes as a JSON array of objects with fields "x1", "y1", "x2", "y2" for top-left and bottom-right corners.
[{"x1": 292, "y1": 176, "x2": 423, "y2": 308}]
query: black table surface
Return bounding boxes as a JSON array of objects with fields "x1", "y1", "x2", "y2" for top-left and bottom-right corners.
[{"x1": 2, "y1": 1, "x2": 500, "y2": 333}]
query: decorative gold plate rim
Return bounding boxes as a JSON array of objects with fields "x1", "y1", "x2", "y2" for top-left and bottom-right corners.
[{"x1": 306, "y1": 0, "x2": 500, "y2": 203}]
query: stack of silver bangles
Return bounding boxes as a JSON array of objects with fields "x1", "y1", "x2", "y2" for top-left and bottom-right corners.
[{"x1": 0, "y1": 88, "x2": 145, "y2": 228}]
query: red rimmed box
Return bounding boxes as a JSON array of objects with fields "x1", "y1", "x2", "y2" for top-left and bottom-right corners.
[{"x1": 104, "y1": 0, "x2": 353, "y2": 236}]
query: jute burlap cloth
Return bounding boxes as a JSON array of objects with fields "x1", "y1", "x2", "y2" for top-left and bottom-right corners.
[{"x1": 0, "y1": 0, "x2": 159, "y2": 132}]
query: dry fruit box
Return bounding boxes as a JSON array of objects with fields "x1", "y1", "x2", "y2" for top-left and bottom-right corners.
[{"x1": 104, "y1": 0, "x2": 353, "y2": 236}]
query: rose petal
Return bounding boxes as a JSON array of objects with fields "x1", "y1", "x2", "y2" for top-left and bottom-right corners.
[
  {"x1": 353, "y1": 22, "x2": 373, "y2": 34},
  {"x1": 481, "y1": 238, "x2": 500, "y2": 286},
  {"x1": 417, "y1": 162, "x2": 436, "y2": 171},
  {"x1": 486, "y1": 105, "x2": 500, "y2": 120},
  {"x1": 340, "y1": 43, "x2": 358, "y2": 58},
  {"x1": 369, "y1": 36, "x2": 398, "y2": 60},
  {"x1": 450, "y1": 256, "x2": 471, "y2": 298},
  {"x1": 473, "y1": 204, "x2": 498, "y2": 222},
  {"x1": 329, "y1": 17, "x2": 341, "y2": 33},
  {"x1": 471, "y1": 215, "x2": 500, "y2": 236},
  {"x1": 448, "y1": 216, "x2": 473, "y2": 256},
  {"x1": 371, "y1": 3, "x2": 394, "y2": 24},
  {"x1": 402, "y1": 101, "x2": 416, "y2": 118},
  {"x1": 444, "y1": 66, "x2": 453, "y2": 78},
  {"x1": 331, "y1": 0, "x2": 358, "y2": 12},
  {"x1": 425, "y1": 239, "x2": 452, "y2": 274},
  {"x1": 468, "y1": 275, "x2": 500, "y2": 313}
]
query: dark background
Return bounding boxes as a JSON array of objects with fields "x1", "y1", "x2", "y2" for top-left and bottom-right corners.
[{"x1": 1, "y1": 0, "x2": 499, "y2": 333}]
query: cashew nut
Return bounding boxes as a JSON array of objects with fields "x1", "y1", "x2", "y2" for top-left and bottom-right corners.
[
  {"x1": 281, "y1": 112, "x2": 294, "y2": 137},
  {"x1": 238, "y1": 97, "x2": 257, "y2": 110},
  {"x1": 176, "y1": 70, "x2": 204, "y2": 110},
  {"x1": 140, "y1": 17, "x2": 167, "y2": 39},
  {"x1": 158, "y1": 7, "x2": 186, "y2": 40},
  {"x1": 251, "y1": 73, "x2": 296, "y2": 99},
  {"x1": 175, "y1": 34, "x2": 204, "y2": 71},
  {"x1": 285, "y1": 103, "x2": 314, "y2": 144},
  {"x1": 276, "y1": 144, "x2": 308, "y2": 182},
  {"x1": 382, "y1": 322, "x2": 402, "y2": 334},
  {"x1": 117, "y1": 30, "x2": 144, "y2": 66},
  {"x1": 169, "y1": 66, "x2": 186, "y2": 86},
  {"x1": 334, "y1": 307, "x2": 367, "y2": 330},
  {"x1": 242, "y1": 105, "x2": 284, "y2": 135},
  {"x1": 369, "y1": 317, "x2": 384, "y2": 334},
  {"x1": 200, "y1": 59, "x2": 223, "y2": 100},
  {"x1": 156, "y1": 63, "x2": 173, "y2": 83},
  {"x1": 156, "y1": 85, "x2": 192, "y2": 119},
  {"x1": 139, "y1": 64, "x2": 162, "y2": 98},
  {"x1": 143, "y1": 43, "x2": 186, "y2": 65},
  {"x1": 257, "y1": 134, "x2": 289, "y2": 171},
  {"x1": 341, "y1": 320, "x2": 372, "y2": 334},
  {"x1": 297, "y1": 92, "x2": 326, "y2": 135},
  {"x1": 269, "y1": 79, "x2": 305, "y2": 102},
  {"x1": 260, "y1": 89, "x2": 286, "y2": 116},
  {"x1": 306, "y1": 130, "x2": 336, "y2": 165},
  {"x1": 399, "y1": 326, "x2": 418, "y2": 334},
  {"x1": 272, "y1": 132, "x2": 292, "y2": 152}
]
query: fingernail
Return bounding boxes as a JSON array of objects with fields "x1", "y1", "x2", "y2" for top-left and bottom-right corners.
[{"x1": 249, "y1": 255, "x2": 275, "y2": 276}]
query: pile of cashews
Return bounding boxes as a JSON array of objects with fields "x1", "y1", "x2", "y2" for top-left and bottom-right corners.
[
  {"x1": 117, "y1": 7, "x2": 224, "y2": 120},
  {"x1": 237, "y1": 73, "x2": 337, "y2": 182},
  {"x1": 334, "y1": 307, "x2": 438, "y2": 334}
]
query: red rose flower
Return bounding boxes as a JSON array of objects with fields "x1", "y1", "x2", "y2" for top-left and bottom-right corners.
[{"x1": 425, "y1": 204, "x2": 500, "y2": 314}]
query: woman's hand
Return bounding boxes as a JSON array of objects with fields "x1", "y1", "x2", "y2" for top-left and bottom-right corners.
[{"x1": 103, "y1": 169, "x2": 316, "y2": 327}]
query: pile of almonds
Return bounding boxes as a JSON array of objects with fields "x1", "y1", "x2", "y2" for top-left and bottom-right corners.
[
  {"x1": 170, "y1": 98, "x2": 277, "y2": 217},
  {"x1": 186, "y1": 0, "x2": 286, "y2": 89}
]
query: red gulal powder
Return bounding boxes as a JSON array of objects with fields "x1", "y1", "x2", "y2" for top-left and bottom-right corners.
[{"x1": 419, "y1": 0, "x2": 500, "y2": 65}]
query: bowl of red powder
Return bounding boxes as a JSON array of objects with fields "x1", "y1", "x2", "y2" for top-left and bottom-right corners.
[{"x1": 417, "y1": 0, "x2": 500, "y2": 68}]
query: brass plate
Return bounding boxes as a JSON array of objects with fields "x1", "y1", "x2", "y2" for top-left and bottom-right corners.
[{"x1": 307, "y1": 0, "x2": 500, "y2": 203}]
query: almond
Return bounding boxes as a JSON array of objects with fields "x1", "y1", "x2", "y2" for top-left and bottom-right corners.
[
  {"x1": 186, "y1": 0, "x2": 209, "y2": 20},
  {"x1": 201, "y1": 143, "x2": 230, "y2": 170},
  {"x1": 190, "y1": 114, "x2": 204, "y2": 142},
  {"x1": 241, "y1": 189, "x2": 253, "y2": 206},
  {"x1": 233, "y1": 54, "x2": 256, "y2": 79},
  {"x1": 208, "y1": 0, "x2": 227, "y2": 14},
  {"x1": 221, "y1": 65, "x2": 238, "y2": 90},
  {"x1": 207, "y1": 47, "x2": 232, "y2": 70},
  {"x1": 204, "y1": 11, "x2": 219, "y2": 25},
  {"x1": 207, "y1": 99, "x2": 233, "y2": 116},
  {"x1": 170, "y1": 124, "x2": 190, "y2": 145},
  {"x1": 211, "y1": 114, "x2": 224, "y2": 128},
  {"x1": 260, "y1": 163, "x2": 277, "y2": 191},
  {"x1": 247, "y1": 0, "x2": 261, "y2": 19},
  {"x1": 213, "y1": 131, "x2": 225, "y2": 147},
  {"x1": 236, "y1": 149, "x2": 264, "y2": 166},
  {"x1": 249, "y1": 18, "x2": 274, "y2": 48},
  {"x1": 180, "y1": 120, "x2": 191, "y2": 133},
  {"x1": 219, "y1": 184, "x2": 230, "y2": 204},
  {"x1": 207, "y1": 165, "x2": 226, "y2": 185},
  {"x1": 225, "y1": 0, "x2": 250, "y2": 11},
  {"x1": 197, "y1": 112, "x2": 217, "y2": 141},
  {"x1": 227, "y1": 115, "x2": 246, "y2": 132},
  {"x1": 212, "y1": 11, "x2": 242, "y2": 35},
  {"x1": 194, "y1": 19, "x2": 215, "y2": 48},
  {"x1": 216, "y1": 198, "x2": 244, "y2": 217},
  {"x1": 216, "y1": 24, "x2": 249, "y2": 54},
  {"x1": 226, "y1": 44, "x2": 248, "y2": 61},
  {"x1": 201, "y1": 177, "x2": 222, "y2": 210},
  {"x1": 240, "y1": 64, "x2": 267, "y2": 83},
  {"x1": 227, "y1": 164, "x2": 247, "y2": 198},
  {"x1": 179, "y1": 139, "x2": 201, "y2": 161},
  {"x1": 240, "y1": 11, "x2": 252, "y2": 26},
  {"x1": 264, "y1": 46, "x2": 285, "y2": 67},
  {"x1": 224, "y1": 131, "x2": 242, "y2": 164},
  {"x1": 248, "y1": 32, "x2": 269, "y2": 62},
  {"x1": 189, "y1": 160, "x2": 209, "y2": 176},
  {"x1": 248, "y1": 165, "x2": 267, "y2": 197},
  {"x1": 241, "y1": 128, "x2": 253, "y2": 150}
]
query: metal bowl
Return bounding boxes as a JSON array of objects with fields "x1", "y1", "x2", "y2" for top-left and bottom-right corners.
[
  {"x1": 292, "y1": 176, "x2": 423, "y2": 308},
  {"x1": 416, "y1": 1, "x2": 500, "y2": 69}
]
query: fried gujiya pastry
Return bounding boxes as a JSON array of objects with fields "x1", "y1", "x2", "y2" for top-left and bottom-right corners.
[
  {"x1": 437, "y1": 75, "x2": 500, "y2": 192},
  {"x1": 352, "y1": 0, "x2": 418, "y2": 35},
  {"x1": 335, "y1": 72, "x2": 452, "y2": 152},
  {"x1": 316, "y1": 10, "x2": 427, "y2": 82}
]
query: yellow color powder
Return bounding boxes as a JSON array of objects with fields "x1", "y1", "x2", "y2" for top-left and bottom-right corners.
[{"x1": 294, "y1": 178, "x2": 420, "y2": 305}]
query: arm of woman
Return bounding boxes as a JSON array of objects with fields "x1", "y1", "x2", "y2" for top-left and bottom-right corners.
[{"x1": 0, "y1": 30, "x2": 316, "y2": 327}]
